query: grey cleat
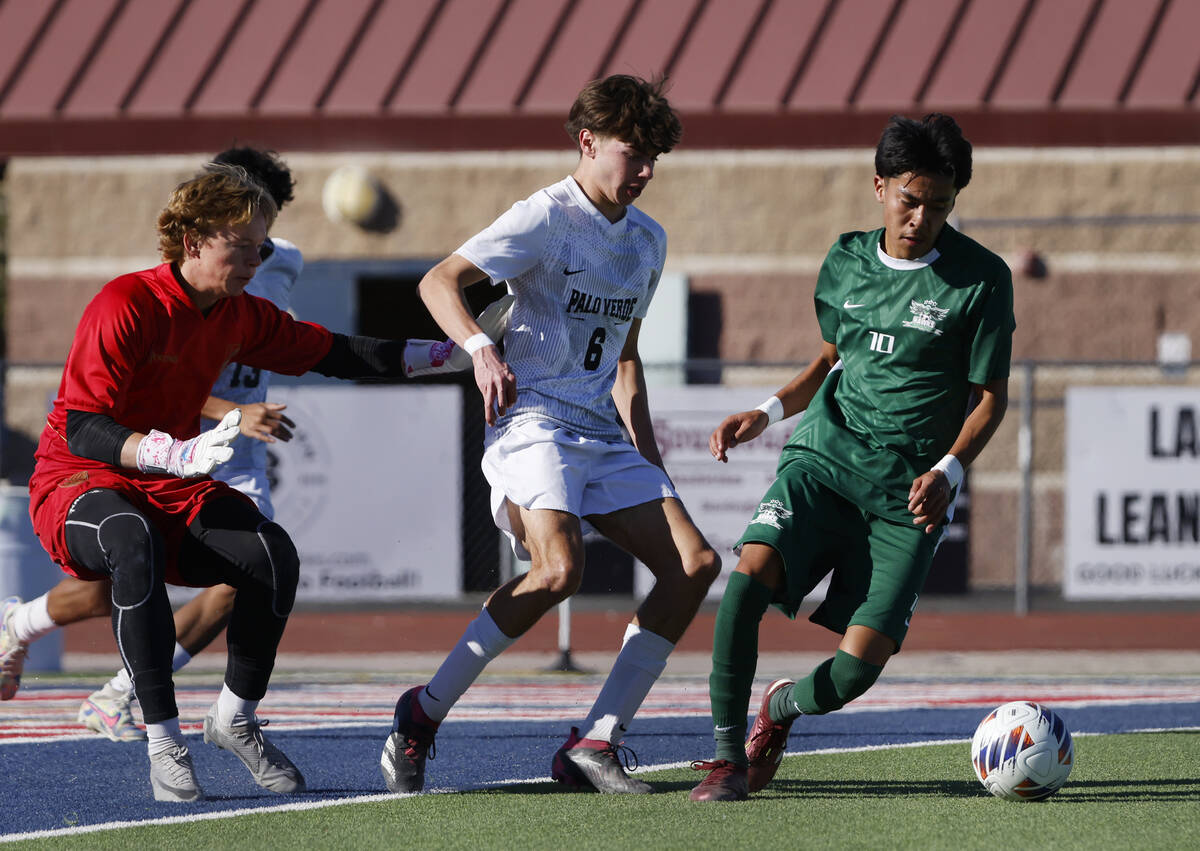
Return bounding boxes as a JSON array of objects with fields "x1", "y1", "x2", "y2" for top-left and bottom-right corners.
[
  {"x1": 149, "y1": 742, "x2": 205, "y2": 802},
  {"x1": 551, "y1": 726, "x2": 653, "y2": 794},
  {"x1": 203, "y1": 704, "x2": 306, "y2": 794}
]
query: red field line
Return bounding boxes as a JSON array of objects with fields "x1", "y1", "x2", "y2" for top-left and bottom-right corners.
[{"x1": 61, "y1": 608, "x2": 1200, "y2": 656}]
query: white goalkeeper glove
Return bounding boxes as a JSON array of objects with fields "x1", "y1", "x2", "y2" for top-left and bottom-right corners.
[{"x1": 136, "y1": 409, "x2": 241, "y2": 477}]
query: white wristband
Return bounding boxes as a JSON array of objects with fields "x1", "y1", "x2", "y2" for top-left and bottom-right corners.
[
  {"x1": 933, "y1": 454, "x2": 964, "y2": 490},
  {"x1": 463, "y1": 333, "x2": 494, "y2": 355},
  {"x1": 755, "y1": 396, "x2": 785, "y2": 426}
]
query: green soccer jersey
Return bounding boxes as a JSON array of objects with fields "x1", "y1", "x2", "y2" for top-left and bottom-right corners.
[{"x1": 780, "y1": 224, "x2": 1015, "y2": 524}]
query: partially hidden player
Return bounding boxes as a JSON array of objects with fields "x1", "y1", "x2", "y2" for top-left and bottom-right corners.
[
  {"x1": 380, "y1": 74, "x2": 721, "y2": 795},
  {"x1": 4, "y1": 165, "x2": 474, "y2": 803},
  {"x1": 689, "y1": 113, "x2": 1015, "y2": 801}
]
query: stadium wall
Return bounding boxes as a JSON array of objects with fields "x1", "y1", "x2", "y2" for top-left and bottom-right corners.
[{"x1": 5, "y1": 147, "x2": 1199, "y2": 593}]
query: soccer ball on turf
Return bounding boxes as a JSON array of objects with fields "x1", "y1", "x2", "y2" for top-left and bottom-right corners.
[{"x1": 971, "y1": 701, "x2": 1073, "y2": 801}]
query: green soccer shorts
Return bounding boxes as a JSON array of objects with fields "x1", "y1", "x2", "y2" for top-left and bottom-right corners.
[{"x1": 736, "y1": 460, "x2": 942, "y2": 650}]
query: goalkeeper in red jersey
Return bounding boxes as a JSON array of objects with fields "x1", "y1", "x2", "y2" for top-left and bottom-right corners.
[{"x1": 21, "y1": 165, "x2": 425, "y2": 803}]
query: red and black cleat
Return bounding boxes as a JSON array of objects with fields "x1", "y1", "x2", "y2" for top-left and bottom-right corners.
[
  {"x1": 551, "y1": 726, "x2": 653, "y2": 794},
  {"x1": 688, "y1": 760, "x2": 748, "y2": 802},
  {"x1": 381, "y1": 685, "x2": 439, "y2": 793},
  {"x1": 745, "y1": 678, "x2": 797, "y2": 793}
]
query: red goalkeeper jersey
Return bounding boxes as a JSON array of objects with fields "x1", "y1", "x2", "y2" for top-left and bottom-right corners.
[{"x1": 29, "y1": 263, "x2": 333, "y2": 578}]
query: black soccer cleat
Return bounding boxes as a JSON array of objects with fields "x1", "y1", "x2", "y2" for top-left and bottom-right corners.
[{"x1": 381, "y1": 685, "x2": 439, "y2": 793}]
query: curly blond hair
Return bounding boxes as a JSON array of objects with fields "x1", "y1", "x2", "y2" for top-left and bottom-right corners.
[{"x1": 157, "y1": 164, "x2": 278, "y2": 262}]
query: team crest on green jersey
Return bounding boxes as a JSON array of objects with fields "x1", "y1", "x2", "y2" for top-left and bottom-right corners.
[
  {"x1": 902, "y1": 299, "x2": 950, "y2": 336},
  {"x1": 749, "y1": 498, "x2": 792, "y2": 530}
]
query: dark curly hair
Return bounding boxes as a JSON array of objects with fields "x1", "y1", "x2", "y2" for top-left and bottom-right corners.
[
  {"x1": 874, "y1": 113, "x2": 973, "y2": 191},
  {"x1": 564, "y1": 74, "x2": 682, "y2": 156},
  {"x1": 209, "y1": 146, "x2": 295, "y2": 209}
]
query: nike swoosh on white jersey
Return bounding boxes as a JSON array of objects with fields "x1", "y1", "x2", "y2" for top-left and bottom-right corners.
[{"x1": 843, "y1": 300, "x2": 866, "y2": 309}]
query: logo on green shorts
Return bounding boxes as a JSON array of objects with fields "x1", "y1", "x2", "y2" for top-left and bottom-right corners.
[{"x1": 749, "y1": 498, "x2": 792, "y2": 530}]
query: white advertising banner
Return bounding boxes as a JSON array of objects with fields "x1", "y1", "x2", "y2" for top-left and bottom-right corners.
[
  {"x1": 168, "y1": 385, "x2": 461, "y2": 604},
  {"x1": 1065, "y1": 386, "x2": 1200, "y2": 599},
  {"x1": 634, "y1": 387, "x2": 796, "y2": 600}
]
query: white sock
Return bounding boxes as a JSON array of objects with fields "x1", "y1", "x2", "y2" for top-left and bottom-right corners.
[
  {"x1": 420, "y1": 607, "x2": 515, "y2": 723},
  {"x1": 215, "y1": 683, "x2": 258, "y2": 726},
  {"x1": 580, "y1": 624, "x2": 674, "y2": 744},
  {"x1": 107, "y1": 645, "x2": 184, "y2": 696},
  {"x1": 10, "y1": 593, "x2": 58, "y2": 644},
  {"x1": 146, "y1": 717, "x2": 185, "y2": 755},
  {"x1": 107, "y1": 667, "x2": 134, "y2": 694},
  {"x1": 171, "y1": 643, "x2": 192, "y2": 672}
]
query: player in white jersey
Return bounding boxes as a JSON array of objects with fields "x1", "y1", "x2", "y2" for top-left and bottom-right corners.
[
  {"x1": 381, "y1": 75, "x2": 721, "y2": 796},
  {"x1": 202, "y1": 236, "x2": 303, "y2": 519}
]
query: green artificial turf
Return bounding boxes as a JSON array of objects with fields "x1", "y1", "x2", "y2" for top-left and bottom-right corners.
[{"x1": 11, "y1": 731, "x2": 1199, "y2": 850}]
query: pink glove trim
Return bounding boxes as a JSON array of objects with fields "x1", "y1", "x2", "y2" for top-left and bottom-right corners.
[{"x1": 136, "y1": 430, "x2": 176, "y2": 474}]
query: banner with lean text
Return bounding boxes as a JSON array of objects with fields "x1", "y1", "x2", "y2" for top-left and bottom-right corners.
[{"x1": 1065, "y1": 386, "x2": 1200, "y2": 599}]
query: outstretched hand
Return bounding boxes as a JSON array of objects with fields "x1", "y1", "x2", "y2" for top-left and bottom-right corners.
[
  {"x1": 710, "y1": 410, "x2": 769, "y2": 463},
  {"x1": 173, "y1": 409, "x2": 241, "y2": 476},
  {"x1": 908, "y1": 469, "x2": 954, "y2": 533},
  {"x1": 137, "y1": 409, "x2": 242, "y2": 478},
  {"x1": 473, "y1": 346, "x2": 517, "y2": 426},
  {"x1": 239, "y1": 402, "x2": 295, "y2": 443}
]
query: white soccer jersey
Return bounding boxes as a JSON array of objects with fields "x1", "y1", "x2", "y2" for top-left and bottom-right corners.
[
  {"x1": 206, "y1": 237, "x2": 303, "y2": 474},
  {"x1": 456, "y1": 177, "x2": 665, "y2": 441}
]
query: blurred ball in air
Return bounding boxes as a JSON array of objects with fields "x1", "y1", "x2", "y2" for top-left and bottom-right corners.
[{"x1": 322, "y1": 166, "x2": 400, "y2": 233}]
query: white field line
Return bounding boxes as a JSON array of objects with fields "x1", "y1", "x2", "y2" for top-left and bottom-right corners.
[{"x1": 5, "y1": 726, "x2": 1199, "y2": 845}]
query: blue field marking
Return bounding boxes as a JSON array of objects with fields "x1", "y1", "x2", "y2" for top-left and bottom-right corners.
[{"x1": 2, "y1": 677, "x2": 1199, "y2": 839}]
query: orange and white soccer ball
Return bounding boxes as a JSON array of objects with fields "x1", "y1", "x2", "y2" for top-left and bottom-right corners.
[{"x1": 971, "y1": 701, "x2": 1074, "y2": 801}]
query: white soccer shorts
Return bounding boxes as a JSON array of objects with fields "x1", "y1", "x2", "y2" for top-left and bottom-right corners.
[
  {"x1": 212, "y1": 470, "x2": 274, "y2": 520},
  {"x1": 483, "y1": 420, "x2": 677, "y2": 560}
]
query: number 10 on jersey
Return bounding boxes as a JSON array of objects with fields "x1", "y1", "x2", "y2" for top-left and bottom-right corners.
[{"x1": 868, "y1": 331, "x2": 895, "y2": 354}]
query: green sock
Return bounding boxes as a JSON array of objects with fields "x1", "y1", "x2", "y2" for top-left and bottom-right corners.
[
  {"x1": 709, "y1": 571, "x2": 773, "y2": 766},
  {"x1": 781, "y1": 649, "x2": 883, "y2": 718}
]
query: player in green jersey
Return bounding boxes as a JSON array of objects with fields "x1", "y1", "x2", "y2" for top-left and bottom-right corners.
[{"x1": 689, "y1": 113, "x2": 1015, "y2": 802}]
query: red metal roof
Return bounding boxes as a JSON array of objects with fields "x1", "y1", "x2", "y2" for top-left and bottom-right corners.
[{"x1": 0, "y1": 0, "x2": 1196, "y2": 156}]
